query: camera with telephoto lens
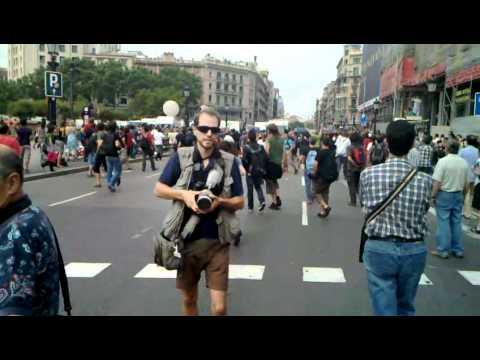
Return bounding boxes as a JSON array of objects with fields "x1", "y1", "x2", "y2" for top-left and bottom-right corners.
[{"x1": 192, "y1": 167, "x2": 223, "y2": 211}]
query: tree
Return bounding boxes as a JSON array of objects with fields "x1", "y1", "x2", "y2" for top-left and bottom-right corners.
[{"x1": 7, "y1": 99, "x2": 35, "y2": 119}]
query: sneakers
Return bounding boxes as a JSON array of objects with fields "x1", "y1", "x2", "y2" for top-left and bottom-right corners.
[
  {"x1": 108, "y1": 185, "x2": 116, "y2": 193},
  {"x1": 451, "y1": 252, "x2": 464, "y2": 259},
  {"x1": 276, "y1": 196, "x2": 282, "y2": 207},
  {"x1": 430, "y1": 250, "x2": 449, "y2": 259},
  {"x1": 269, "y1": 203, "x2": 280, "y2": 210},
  {"x1": 117, "y1": 178, "x2": 121, "y2": 187},
  {"x1": 258, "y1": 203, "x2": 266, "y2": 212}
]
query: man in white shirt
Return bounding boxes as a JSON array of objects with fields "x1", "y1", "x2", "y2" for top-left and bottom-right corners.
[
  {"x1": 335, "y1": 129, "x2": 351, "y2": 174},
  {"x1": 152, "y1": 126, "x2": 165, "y2": 161}
]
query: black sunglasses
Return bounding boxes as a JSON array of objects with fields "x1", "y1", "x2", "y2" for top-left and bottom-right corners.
[{"x1": 196, "y1": 126, "x2": 220, "y2": 134}]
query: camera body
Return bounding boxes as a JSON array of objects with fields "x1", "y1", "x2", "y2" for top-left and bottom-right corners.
[{"x1": 191, "y1": 167, "x2": 224, "y2": 211}]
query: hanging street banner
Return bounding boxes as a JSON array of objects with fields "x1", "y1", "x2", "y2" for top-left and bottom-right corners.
[
  {"x1": 475, "y1": 92, "x2": 480, "y2": 117},
  {"x1": 45, "y1": 71, "x2": 63, "y2": 98}
]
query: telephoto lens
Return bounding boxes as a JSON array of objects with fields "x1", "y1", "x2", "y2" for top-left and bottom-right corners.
[{"x1": 196, "y1": 192, "x2": 213, "y2": 210}]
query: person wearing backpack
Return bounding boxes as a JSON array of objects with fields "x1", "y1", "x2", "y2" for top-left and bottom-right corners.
[
  {"x1": 369, "y1": 136, "x2": 388, "y2": 166},
  {"x1": 313, "y1": 137, "x2": 338, "y2": 218},
  {"x1": 300, "y1": 137, "x2": 319, "y2": 205},
  {"x1": 242, "y1": 129, "x2": 267, "y2": 213},
  {"x1": 346, "y1": 132, "x2": 366, "y2": 207},
  {"x1": 140, "y1": 125, "x2": 156, "y2": 172}
]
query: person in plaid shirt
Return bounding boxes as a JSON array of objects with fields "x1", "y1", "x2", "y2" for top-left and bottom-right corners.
[
  {"x1": 359, "y1": 120, "x2": 432, "y2": 316},
  {"x1": 417, "y1": 135, "x2": 434, "y2": 174}
]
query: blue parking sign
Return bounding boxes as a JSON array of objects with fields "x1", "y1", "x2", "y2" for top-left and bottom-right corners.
[{"x1": 475, "y1": 92, "x2": 480, "y2": 117}]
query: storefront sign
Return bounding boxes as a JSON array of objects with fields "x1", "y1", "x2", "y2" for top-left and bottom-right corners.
[
  {"x1": 456, "y1": 88, "x2": 471, "y2": 103},
  {"x1": 474, "y1": 92, "x2": 480, "y2": 117}
]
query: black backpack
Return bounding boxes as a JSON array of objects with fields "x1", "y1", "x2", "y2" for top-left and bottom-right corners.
[
  {"x1": 319, "y1": 150, "x2": 339, "y2": 183},
  {"x1": 102, "y1": 133, "x2": 117, "y2": 156},
  {"x1": 370, "y1": 143, "x2": 386, "y2": 165},
  {"x1": 246, "y1": 144, "x2": 267, "y2": 177}
]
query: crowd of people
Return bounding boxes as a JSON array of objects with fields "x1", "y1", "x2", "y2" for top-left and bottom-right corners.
[{"x1": 2, "y1": 108, "x2": 480, "y2": 316}]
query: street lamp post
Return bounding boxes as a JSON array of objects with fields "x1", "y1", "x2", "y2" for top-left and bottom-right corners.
[
  {"x1": 69, "y1": 58, "x2": 79, "y2": 121},
  {"x1": 183, "y1": 85, "x2": 190, "y2": 127},
  {"x1": 225, "y1": 105, "x2": 229, "y2": 129},
  {"x1": 426, "y1": 82, "x2": 437, "y2": 136},
  {"x1": 47, "y1": 44, "x2": 59, "y2": 126},
  {"x1": 373, "y1": 99, "x2": 380, "y2": 135}
]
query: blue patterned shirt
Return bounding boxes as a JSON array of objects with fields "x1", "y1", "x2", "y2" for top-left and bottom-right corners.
[
  {"x1": 359, "y1": 157, "x2": 432, "y2": 239},
  {"x1": 417, "y1": 144, "x2": 434, "y2": 168},
  {"x1": 0, "y1": 204, "x2": 59, "y2": 316}
]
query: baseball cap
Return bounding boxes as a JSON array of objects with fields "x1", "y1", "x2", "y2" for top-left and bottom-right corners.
[{"x1": 224, "y1": 135, "x2": 235, "y2": 143}]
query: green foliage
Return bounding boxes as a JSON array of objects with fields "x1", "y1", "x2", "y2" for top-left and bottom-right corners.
[
  {"x1": 3, "y1": 59, "x2": 202, "y2": 118},
  {"x1": 7, "y1": 99, "x2": 36, "y2": 119}
]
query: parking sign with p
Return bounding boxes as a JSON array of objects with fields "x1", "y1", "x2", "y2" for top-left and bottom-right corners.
[{"x1": 45, "y1": 71, "x2": 63, "y2": 98}]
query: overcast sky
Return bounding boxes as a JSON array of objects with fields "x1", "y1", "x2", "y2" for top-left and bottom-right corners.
[{"x1": 0, "y1": 44, "x2": 344, "y2": 119}]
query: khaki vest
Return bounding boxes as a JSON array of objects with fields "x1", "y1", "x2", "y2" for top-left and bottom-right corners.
[{"x1": 161, "y1": 147, "x2": 240, "y2": 245}]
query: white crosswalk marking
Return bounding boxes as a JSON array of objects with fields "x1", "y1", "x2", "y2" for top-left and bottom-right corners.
[
  {"x1": 302, "y1": 201, "x2": 308, "y2": 226},
  {"x1": 134, "y1": 264, "x2": 177, "y2": 278},
  {"x1": 228, "y1": 265, "x2": 265, "y2": 280},
  {"x1": 134, "y1": 264, "x2": 266, "y2": 280},
  {"x1": 303, "y1": 267, "x2": 346, "y2": 283},
  {"x1": 301, "y1": 176, "x2": 305, "y2": 187},
  {"x1": 49, "y1": 191, "x2": 97, "y2": 207},
  {"x1": 419, "y1": 273, "x2": 433, "y2": 285},
  {"x1": 65, "y1": 263, "x2": 111, "y2": 278},
  {"x1": 458, "y1": 271, "x2": 480, "y2": 285}
]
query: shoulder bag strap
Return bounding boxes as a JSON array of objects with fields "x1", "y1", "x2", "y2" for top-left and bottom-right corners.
[{"x1": 365, "y1": 167, "x2": 418, "y2": 225}]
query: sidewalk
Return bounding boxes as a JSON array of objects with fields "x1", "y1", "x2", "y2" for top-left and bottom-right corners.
[{"x1": 24, "y1": 147, "x2": 171, "y2": 182}]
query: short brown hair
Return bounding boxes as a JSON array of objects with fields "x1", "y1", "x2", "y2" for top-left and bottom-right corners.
[
  {"x1": 193, "y1": 108, "x2": 221, "y2": 127},
  {"x1": 266, "y1": 123, "x2": 279, "y2": 137}
]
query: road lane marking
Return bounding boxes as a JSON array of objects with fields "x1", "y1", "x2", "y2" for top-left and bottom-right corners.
[
  {"x1": 228, "y1": 265, "x2": 265, "y2": 280},
  {"x1": 141, "y1": 227, "x2": 153, "y2": 233},
  {"x1": 124, "y1": 170, "x2": 133, "y2": 174},
  {"x1": 49, "y1": 191, "x2": 97, "y2": 207},
  {"x1": 458, "y1": 271, "x2": 480, "y2": 285},
  {"x1": 135, "y1": 264, "x2": 177, "y2": 278},
  {"x1": 145, "y1": 172, "x2": 161, "y2": 179},
  {"x1": 134, "y1": 264, "x2": 265, "y2": 280},
  {"x1": 419, "y1": 274, "x2": 433, "y2": 286},
  {"x1": 303, "y1": 267, "x2": 346, "y2": 283},
  {"x1": 301, "y1": 176, "x2": 305, "y2": 187},
  {"x1": 131, "y1": 234, "x2": 142, "y2": 239},
  {"x1": 302, "y1": 201, "x2": 308, "y2": 226},
  {"x1": 65, "y1": 262, "x2": 111, "y2": 278}
]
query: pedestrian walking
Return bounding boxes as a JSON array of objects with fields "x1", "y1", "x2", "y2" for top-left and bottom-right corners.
[
  {"x1": 0, "y1": 143, "x2": 71, "y2": 316},
  {"x1": 153, "y1": 126, "x2": 165, "y2": 161},
  {"x1": 242, "y1": 129, "x2": 267, "y2": 213},
  {"x1": 93, "y1": 122, "x2": 108, "y2": 188},
  {"x1": 283, "y1": 130, "x2": 298, "y2": 175},
  {"x1": 431, "y1": 140, "x2": 469, "y2": 259},
  {"x1": 334, "y1": 129, "x2": 351, "y2": 173},
  {"x1": 300, "y1": 137, "x2": 319, "y2": 205},
  {"x1": 345, "y1": 132, "x2": 365, "y2": 207},
  {"x1": 154, "y1": 108, "x2": 244, "y2": 316},
  {"x1": 16, "y1": 118, "x2": 32, "y2": 173},
  {"x1": 312, "y1": 137, "x2": 338, "y2": 218},
  {"x1": 359, "y1": 120, "x2": 432, "y2": 316},
  {"x1": 140, "y1": 125, "x2": 156, "y2": 172},
  {"x1": 123, "y1": 126, "x2": 134, "y2": 170},
  {"x1": 103, "y1": 122, "x2": 124, "y2": 193},
  {"x1": 265, "y1": 124, "x2": 286, "y2": 210},
  {"x1": 416, "y1": 135, "x2": 434, "y2": 175},
  {"x1": 459, "y1": 135, "x2": 479, "y2": 219}
]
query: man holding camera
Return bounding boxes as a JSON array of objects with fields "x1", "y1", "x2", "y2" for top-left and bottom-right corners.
[{"x1": 154, "y1": 108, "x2": 244, "y2": 316}]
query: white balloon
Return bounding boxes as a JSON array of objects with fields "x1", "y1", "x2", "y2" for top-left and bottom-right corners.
[{"x1": 163, "y1": 100, "x2": 180, "y2": 117}]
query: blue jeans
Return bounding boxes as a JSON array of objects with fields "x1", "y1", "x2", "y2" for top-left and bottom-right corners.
[
  {"x1": 363, "y1": 239, "x2": 427, "y2": 316},
  {"x1": 304, "y1": 169, "x2": 314, "y2": 203},
  {"x1": 435, "y1": 191, "x2": 464, "y2": 256},
  {"x1": 87, "y1": 152, "x2": 96, "y2": 166},
  {"x1": 336, "y1": 155, "x2": 346, "y2": 174},
  {"x1": 106, "y1": 156, "x2": 122, "y2": 189},
  {"x1": 246, "y1": 175, "x2": 265, "y2": 210}
]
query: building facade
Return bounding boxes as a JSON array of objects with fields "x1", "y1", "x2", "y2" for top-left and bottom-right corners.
[
  {"x1": 334, "y1": 44, "x2": 362, "y2": 126},
  {"x1": 135, "y1": 52, "x2": 276, "y2": 127},
  {"x1": 8, "y1": 44, "x2": 121, "y2": 81}
]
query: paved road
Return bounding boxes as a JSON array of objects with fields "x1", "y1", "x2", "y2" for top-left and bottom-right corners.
[{"x1": 24, "y1": 161, "x2": 480, "y2": 315}]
